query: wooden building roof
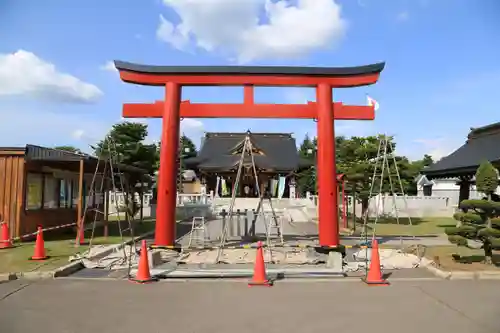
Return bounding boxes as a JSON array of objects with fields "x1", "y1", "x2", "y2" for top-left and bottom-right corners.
[
  {"x1": 184, "y1": 132, "x2": 311, "y2": 172},
  {"x1": 422, "y1": 122, "x2": 500, "y2": 179},
  {"x1": 0, "y1": 144, "x2": 147, "y2": 175}
]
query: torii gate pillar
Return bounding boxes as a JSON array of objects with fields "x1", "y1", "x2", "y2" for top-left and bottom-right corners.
[
  {"x1": 316, "y1": 83, "x2": 337, "y2": 245},
  {"x1": 156, "y1": 82, "x2": 182, "y2": 246},
  {"x1": 115, "y1": 61, "x2": 385, "y2": 248}
]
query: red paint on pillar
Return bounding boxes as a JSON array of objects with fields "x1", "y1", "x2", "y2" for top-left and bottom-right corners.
[
  {"x1": 316, "y1": 83, "x2": 339, "y2": 246},
  {"x1": 155, "y1": 82, "x2": 181, "y2": 247},
  {"x1": 342, "y1": 180, "x2": 347, "y2": 229}
]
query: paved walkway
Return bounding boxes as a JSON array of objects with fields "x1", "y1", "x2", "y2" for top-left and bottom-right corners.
[{"x1": 1, "y1": 279, "x2": 499, "y2": 333}]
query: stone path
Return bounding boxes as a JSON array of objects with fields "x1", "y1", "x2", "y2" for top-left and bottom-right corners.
[{"x1": 1, "y1": 279, "x2": 499, "y2": 333}]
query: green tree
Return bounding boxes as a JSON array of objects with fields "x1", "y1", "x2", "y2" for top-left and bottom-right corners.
[
  {"x1": 180, "y1": 134, "x2": 197, "y2": 160},
  {"x1": 336, "y1": 135, "x2": 417, "y2": 213},
  {"x1": 153, "y1": 134, "x2": 198, "y2": 192},
  {"x1": 95, "y1": 122, "x2": 159, "y2": 176},
  {"x1": 476, "y1": 160, "x2": 499, "y2": 198},
  {"x1": 178, "y1": 135, "x2": 198, "y2": 191},
  {"x1": 336, "y1": 135, "x2": 382, "y2": 214},
  {"x1": 55, "y1": 145, "x2": 83, "y2": 154},
  {"x1": 95, "y1": 122, "x2": 159, "y2": 215},
  {"x1": 296, "y1": 134, "x2": 316, "y2": 195},
  {"x1": 421, "y1": 154, "x2": 434, "y2": 167},
  {"x1": 445, "y1": 161, "x2": 500, "y2": 264}
]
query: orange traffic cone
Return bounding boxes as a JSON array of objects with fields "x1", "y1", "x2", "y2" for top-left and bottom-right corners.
[
  {"x1": 362, "y1": 239, "x2": 389, "y2": 286},
  {"x1": 75, "y1": 222, "x2": 86, "y2": 246},
  {"x1": 0, "y1": 223, "x2": 13, "y2": 249},
  {"x1": 30, "y1": 226, "x2": 48, "y2": 260},
  {"x1": 129, "y1": 240, "x2": 156, "y2": 284},
  {"x1": 248, "y1": 241, "x2": 273, "y2": 287}
]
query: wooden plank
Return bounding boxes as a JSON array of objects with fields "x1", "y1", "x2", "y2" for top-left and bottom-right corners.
[
  {"x1": 76, "y1": 159, "x2": 84, "y2": 238},
  {"x1": 0, "y1": 150, "x2": 25, "y2": 156},
  {"x1": 0, "y1": 157, "x2": 5, "y2": 223},
  {"x1": 9, "y1": 156, "x2": 19, "y2": 237},
  {"x1": 15, "y1": 158, "x2": 25, "y2": 238},
  {"x1": 4, "y1": 157, "x2": 12, "y2": 229}
]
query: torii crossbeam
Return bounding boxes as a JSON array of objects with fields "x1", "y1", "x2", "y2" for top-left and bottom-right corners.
[{"x1": 115, "y1": 61, "x2": 385, "y2": 248}]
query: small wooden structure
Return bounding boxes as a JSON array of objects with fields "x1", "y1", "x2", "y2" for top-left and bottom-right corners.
[{"x1": 0, "y1": 145, "x2": 146, "y2": 239}]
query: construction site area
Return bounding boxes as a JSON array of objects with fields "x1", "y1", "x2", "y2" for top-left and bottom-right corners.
[{"x1": 62, "y1": 134, "x2": 436, "y2": 283}]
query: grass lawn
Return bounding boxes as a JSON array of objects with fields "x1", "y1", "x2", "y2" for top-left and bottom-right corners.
[
  {"x1": 352, "y1": 216, "x2": 457, "y2": 237},
  {"x1": 421, "y1": 245, "x2": 500, "y2": 271},
  {"x1": 0, "y1": 219, "x2": 156, "y2": 274}
]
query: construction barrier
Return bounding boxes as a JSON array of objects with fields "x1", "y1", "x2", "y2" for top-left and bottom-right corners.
[{"x1": 1, "y1": 221, "x2": 78, "y2": 243}]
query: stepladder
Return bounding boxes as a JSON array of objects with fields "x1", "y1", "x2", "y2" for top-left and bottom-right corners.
[{"x1": 187, "y1": 208, "x2": 210, "y2": 248}]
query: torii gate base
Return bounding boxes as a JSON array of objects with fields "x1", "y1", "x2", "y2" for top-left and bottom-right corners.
[{"x1": 115, "y1": 61, "x2": 385, "y2": 248}]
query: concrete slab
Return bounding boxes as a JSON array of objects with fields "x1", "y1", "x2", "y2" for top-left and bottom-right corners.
[{"x1": 1, "y1": 279, "x2": 499, "y2": 333}]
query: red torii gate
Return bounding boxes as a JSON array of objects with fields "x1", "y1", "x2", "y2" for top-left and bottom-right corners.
[{"x1": 114, "y1": 61, "x2": 385, "y2": 248}]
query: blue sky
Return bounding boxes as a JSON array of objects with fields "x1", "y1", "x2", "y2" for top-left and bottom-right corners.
[{"x1": 0, "y1": 0, "x2": 499, "y2": 161}]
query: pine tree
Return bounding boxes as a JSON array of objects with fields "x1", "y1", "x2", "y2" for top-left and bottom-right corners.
[{"x1": 446, "y1": 161, "x2": 500, "y2": 264}]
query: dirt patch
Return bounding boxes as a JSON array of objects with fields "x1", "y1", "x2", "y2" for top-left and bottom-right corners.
[{"x1": 423, "y1": 246, "x2": 500, "y2": 272}]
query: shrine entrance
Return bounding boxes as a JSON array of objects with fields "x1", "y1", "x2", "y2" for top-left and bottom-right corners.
[{"x1": 115, "y1": 61, "x2": 385, "y2": 248}]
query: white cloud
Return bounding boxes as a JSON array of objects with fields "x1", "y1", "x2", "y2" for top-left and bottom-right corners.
[
  {"x1": 0, "y1": 50, "x2": 103, "y2": 103},
  {"x1": 181, "y1": 118, "x2": 204, "y2": 132},
  {"x1": 71, "y1": 129, "x2": 85, "y2": 140},
  {"x1": 181, "y1": 118, "x2": 205, "y2": 146},
  {"x1": 0, "y1": 108, "x2": 108, "y2": 152},
  {"x1": 411, "y1": 138, "x2": 459, "y2": 161},
  {"x1": 100, "y1": 61, "x2": 118, "y2": 73},
  {"x1": 157, "y1": 0, "x2": 347, "y2": 63},
  {"x1": 396, "y1": 11, "x2": 409, "y2": 22}
]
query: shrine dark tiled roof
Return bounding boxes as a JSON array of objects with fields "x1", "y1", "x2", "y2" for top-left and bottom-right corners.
[
  {"x1": 184, "y1": 132, "x2": 311, "y2": 172},
  {"x1": 422, "y1": 122, "x2": 500, "y2": 179}
]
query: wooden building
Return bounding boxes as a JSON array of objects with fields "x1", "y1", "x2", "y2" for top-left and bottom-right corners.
[
  {"x1": 184, "y1": 132, "x2": 311, "y2": 197},
  {"x1": 421, "y1": 121, "x2": 500, "y2": 204},
  {"x1": 0, "y1": 145, "x2": 146, "y2": 239}
]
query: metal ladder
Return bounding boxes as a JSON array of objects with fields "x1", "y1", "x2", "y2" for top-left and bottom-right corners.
[{"x1": 187, "y1": 208, "x2": 209, "y2": 248}]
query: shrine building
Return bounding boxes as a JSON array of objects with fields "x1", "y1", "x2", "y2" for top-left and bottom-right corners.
[{"x1": 183, "y1": 131, "x2": 312, "y2": 198}]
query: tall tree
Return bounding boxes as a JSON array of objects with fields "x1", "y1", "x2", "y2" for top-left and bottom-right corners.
[
  {"x1": 178, "y1": 134, "x2": 198, "y2": 190},
  {"x1": 335, "y1": 135, "x2": 380, "y2": 213},
  {"x1": 95, "y1": 122, "x2": 159, "y2": 177},
  {"x1": 95, "y1": 121, "x2": 159, "y2": 216},
  {"x1": 153, "y1": 134, "x2": 198, "y2": 192},
  {"x1": 335, "y1": 135, "x2": 418, "y2": 213},
  {"x1": 180, "y1": 134, "x2": 197, "y2": 160},
  {"x1": 446, "y1": 161, "x2": 500, "y2": 264},
  {"x1": 296, "y1": 134, "x2": 316, "y2": 195}
]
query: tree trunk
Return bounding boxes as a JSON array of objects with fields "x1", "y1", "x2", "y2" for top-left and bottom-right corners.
[
  {"x1": 361, "y1": 197, "x2": 369, "y2": 217},
  {"x1": 484, "y1": 239, "x2": 493, "y2": 265}
]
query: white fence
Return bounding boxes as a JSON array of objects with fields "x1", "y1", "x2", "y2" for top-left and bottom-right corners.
[
  {"x1": 305, "y1": 192, "x2": 457, "y2": 218},
  {"x1": 106, "y1": 191, "x2": 153, "y2": 218}
]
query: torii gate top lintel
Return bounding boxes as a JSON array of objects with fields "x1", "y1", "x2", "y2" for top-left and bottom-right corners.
[{"x1": 114, "y1": 60, "x2": 385, "y2": 87}]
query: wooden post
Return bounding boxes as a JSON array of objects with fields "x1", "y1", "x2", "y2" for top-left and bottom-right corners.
[
  {"x1": 104, "y1": 176, "x2": 109, "y2": 238},
  {"x1": 75, "y1": 159, "x2": 84, "y2": 244},
  {"x1": 139, "y1": 180, "x2": 144, "y2": 223}
]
